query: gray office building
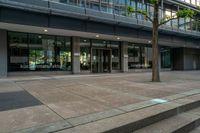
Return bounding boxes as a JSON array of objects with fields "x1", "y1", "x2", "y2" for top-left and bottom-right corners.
[{"x1": 0, "y1": 0, "x2": 199, "y2": 77}]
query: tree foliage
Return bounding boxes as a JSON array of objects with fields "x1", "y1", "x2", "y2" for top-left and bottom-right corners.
[
  {"x1": 128, "y1": 0, "x2": 197, "y2": 27},
  {"x1": 128, "y1": 0, "x2": 198, "y2": 82}
]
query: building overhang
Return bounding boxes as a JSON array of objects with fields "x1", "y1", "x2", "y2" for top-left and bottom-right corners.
[{"x1": 0, "y1": 22, "x2": 199, "y2": 49}]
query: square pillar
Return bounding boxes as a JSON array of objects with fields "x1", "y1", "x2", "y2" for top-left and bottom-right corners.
[
  {"x1": 0, "y1": 30, "x2": 7, "y2": 78},
  {"x1": 72, "y1": 37, "x2": 80, "y2": 74},
  {"x1": 121, "y1": 42, "x2": 128, "y2": 72}
]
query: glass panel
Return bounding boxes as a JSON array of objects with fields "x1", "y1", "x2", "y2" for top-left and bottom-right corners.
[
  {"x1": 114, "y1": 0, "x2": 126, "y2": 16},
  {"x1": 141, "y1": 46, "x2": 152, "y2": 68},
  {"x1": 185, "y1": 18, "x2": 191, "y2": 31},
  {"x1": 92, "y1": 48, "x2": 111, "y2": 73},
  {"x1": 179, "y1": 18, "x2": 185, "y2": 30},
  {"x1": 165, "y1": 9, "x2": 171, "y2": 27},
  {"x1": 161, "y1": 48, "x2": 171, "y2": 68},
  {"x1": 88, "y1": 0, "x2": 100, "y2": 10},
  {"x1": 92, "y1": 39, "x2": 107, "y2": 47},
  {"x1": 80, "y1": 38, "x2": 91, "y2": 71},
  {"x1": 8, "y1": 32, "x2": 28, "y2": 71},
  {"x1": 128, "y1": 0, "x2": 136, "y2": 18},
  {"x1": 56, "y1": 36, "x2": 72, "y2": 71},
  {"x1": 29, "y1": 34, "x2": 56, "y2": 71},
  {"x1": 9, "y1": 32, "x2": 72, "y2": 72},
  {"x1": 108, "y1": 41, "x2": 120, "y2": 70},
  {"x1": 128, "y1": 44, "x2": 141, "y2": 69},
  {"x1": 137, "y1": 2, "x2": 146, "y2": 20},
  {"x1": 101, "y1": 0, "x2": 113, "y2": 14},
  {"x1": 172, "y1": 11, "x2": 178, "y2": 29}
]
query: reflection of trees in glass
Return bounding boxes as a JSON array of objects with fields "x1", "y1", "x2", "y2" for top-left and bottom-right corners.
[
  {"x1": 191, "y1": 20, "x2": 200, "y2": 31},
  {"x1": 60, "y1": 51, "x2": 71, "y2": 70},
  {"x1": 80, "y1": 47, "x2": 91, "y2": 70},
  {"x1": 29, "y1": 50, "x2": 45, "y2": 70}
]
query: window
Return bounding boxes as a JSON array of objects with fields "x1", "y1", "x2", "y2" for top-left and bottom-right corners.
[
  {"x1": 128, "y1": 44, "x2": 141, "y2": 69},
  {"x1": 8, "y1": 32, "x2": 28, "y2": 71},
  {"x1": 165, "y1": 9, "x2": 172, "y2": 27},
  {"x1": 128, "y1": 44, "x2": 152, "y2": 69},
  {"x1": 8, "y1": 32, "x2": 72, "y2": 72},
  {"x1": 172, "y1": 11, "x2": 178, "y2": 28},
  {"x1": 80, "y1": 38, "x2": 91, "y2": 71},
  {"x1": 161, "y1": 48, "x2": 171, "y2": 68},
  {"x1": 109, "y1": 41, "x2": 121, "y2": 70}
]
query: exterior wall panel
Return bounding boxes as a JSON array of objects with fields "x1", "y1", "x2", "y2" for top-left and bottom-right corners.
[
  {"x1": 0, "y1": 29, "x2": 7, "y2": 77},
  {"x1": 0, "y1": 8, "x2": 48, "y2": 27}
]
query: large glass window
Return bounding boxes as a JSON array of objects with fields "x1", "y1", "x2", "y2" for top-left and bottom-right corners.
[
  {"x1": 128, "y1": 44, "x2": 152, "y2": 69},
  {"x1": 161, "y1": 48, "x2": 171, "y2": 68},
  {"x1": 8, "y1": 32, "x2": 29, "y2": 71},
  {"x1": 128, "y1": 44, "x2": 141, "y2": 69},
  {"x1": 56, "y1": 37, "x2": 72, "y2": 71},
  {"x1": 179, "y1": 18, "x2": 185, "y2": 30},
  {"x1": 141, "y1": 46, "x2": 152, "y2": 68},
  {"x1": 109, "y1": 41, "x2": 121, "y2": 70},
  {"x1": 8, "y1": 32, "x2": 71, "y2": 72},
  {"x1": 165, "y1": 9, "x2": 172, "y2": 27},
  {"x1": 80, "y1": 38, "x2": 91, "y2": 71},
  {"x1": 114, "y1": 0, "x2": 126, "y2": 16}
]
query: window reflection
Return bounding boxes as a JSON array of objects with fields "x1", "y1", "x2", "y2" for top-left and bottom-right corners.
[
  {"x1": 51, "y1": 0, "x2": 200, "y2": 33},
  {"x1": 128, "y1": 44, "x2": 152, "y2": 69},
  {"x1": 8, "y1": 32, "x2": 29, "y2": 71},
  {"x1": 80, "y1": 38, "x2": 91, "y2": 70},
  {"x1": 161, "y1": 48, "x2": 171, "y2": 68},
  {"x1": 8, "y1": 32, "x2": 71, "y2": 72},
  {"x1": 108, "y1": 41, "x2": 121, "y2": 70}
]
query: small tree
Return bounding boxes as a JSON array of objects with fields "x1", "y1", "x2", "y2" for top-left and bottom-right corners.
[{"x1": 128, "y1": 0, "x2": 196, "y2": 82}]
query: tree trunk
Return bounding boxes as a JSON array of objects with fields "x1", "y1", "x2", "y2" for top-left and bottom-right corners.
[{"x1": 152, "y1": 1, "x2": 160, "y2": 82}]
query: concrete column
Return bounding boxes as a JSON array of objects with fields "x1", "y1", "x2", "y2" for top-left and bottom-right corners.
[
  {"x1": 72, "y1": 36, "x2": 80, "y2": 74},
  {"x1": 0, "y1": 30, "x2": 7, "y2": 78},
  {"x1": 121, "y1": 42, "x2": 128, "y2": 72}
]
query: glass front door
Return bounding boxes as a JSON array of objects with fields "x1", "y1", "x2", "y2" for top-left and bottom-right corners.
[{"x1": 92, "y1": 48, "x2": 111, "y2": 73}]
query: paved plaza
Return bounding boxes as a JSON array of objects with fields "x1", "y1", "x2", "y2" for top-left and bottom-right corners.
[{"x1": 1, "y1": 71, "x2": 200, "y2": 132}]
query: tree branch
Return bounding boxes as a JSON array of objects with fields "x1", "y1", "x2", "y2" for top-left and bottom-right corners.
[
  {"x1": 159, "y1": 16, "x2": 178, "y2": 26},
  {"x1": 128, "y1": 7, "x2": 153, "y2": 22}
]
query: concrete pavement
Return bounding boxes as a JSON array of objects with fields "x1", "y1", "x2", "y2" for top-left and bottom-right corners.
[{"x1": 0, "y1": 71, "x2": 200, "y2": 132}]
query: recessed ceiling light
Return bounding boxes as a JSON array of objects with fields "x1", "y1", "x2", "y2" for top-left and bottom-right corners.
[
  {"x1": 117, "y1": 37, "x2": 120, "y2": 40},
  {"x1": 44, "y1": 29, "x2": 48, "y2": 32},
  {"x1": 96, "y1": 35, "x2": 99, "y2": 38}
]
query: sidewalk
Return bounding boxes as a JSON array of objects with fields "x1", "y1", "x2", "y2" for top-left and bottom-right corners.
[{"x1": 0, "y1": 71, "x2": 200, "y2": 133}]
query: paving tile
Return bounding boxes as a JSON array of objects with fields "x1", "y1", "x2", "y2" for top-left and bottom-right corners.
[
  {"x1": 47, "y1": 99, "x2": 109, "y2": 119},
  {"x1": 14, "y1": 120, "x2": 72, "y2": 133},
  {"x1": 0, "y1": 105, "x2": 62, "y2": 133},
  {"x1": 0, "y1": 90, "x2": 42, "y2": 111}
]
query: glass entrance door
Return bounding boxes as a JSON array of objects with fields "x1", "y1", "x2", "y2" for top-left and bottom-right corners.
[{"x1": 92, "y1": 48, "x2": 111, "y2": 73}]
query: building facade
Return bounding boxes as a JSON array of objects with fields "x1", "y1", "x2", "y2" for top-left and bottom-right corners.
[{"x1": 0, "y1": 0, "x2": 200, "y2": 77}]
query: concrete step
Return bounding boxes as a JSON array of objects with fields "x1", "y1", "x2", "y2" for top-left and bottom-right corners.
[
  {"x1": 190, "y1": 127, "x2": 200, "y2": 133},
  {"x1": 13, "y1": 93, "x2": 200, "y2": 133},
  {"x1": 134, "y1": 107, "x2": 200, "y2": 133},
  {"x1": 54, "y1": 96, "x2": 200, "y2": 133}
]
